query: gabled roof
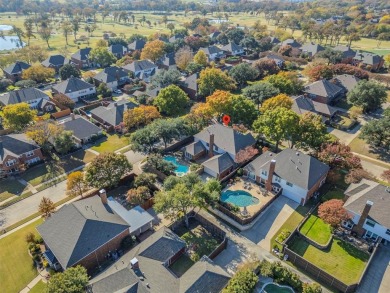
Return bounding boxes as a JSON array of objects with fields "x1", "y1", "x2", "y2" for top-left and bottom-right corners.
[
  {"x1": 158, "y1": 52, "x2": 176, "y2": 67},
  {"x1": 333, "y1": 74, "x2": 360, "y2": 92},
  {"x1": 169, "y1": 34, "x2": 185, "y2": 43},
  {"x1": 182, "y1": 73, "x2": 199, "y2": 92},
  {"x1": 199, "y1": 46, "x2": 222, "y2": 55},
  {"x1": 269, "y1": 37, "x2": 280, "y2": 44},
  {"x1": 185, "y1": 141, "x2": 206, "y2": 156},
  {"x1": 90, "y1": 100, "x2": 137, "y2": 127},
  {"x1": 300, "y1": 42, "x2": 325, "y2": 56},
  {"x1": 344, "y1": 179, "x2": 390, "y2": 228},
  {"x1": 0, "y1": 88, "x2": 49, "y2": 106},
  {"x1": 52, "y1": 77, "x2": 95, "y2": 94},
  {"x1": 304, "y1": 79, "x2": 344, "y2": 101},
  {"x1": 37, "y1": 196, "x2": 130, "y2": 269},
  {"x1": 93, "y1": 66, "x2": 129, "y2": 84},
  {"x1": 202, "y1": 152, "x2": 235, "y2": 174},
  {"x1": 221, "y1": 42, "x2": 243, "y2": 53},
  {"x1": 244, "y1": 149, "x2": 329, "y2": 191},
  {"x1": 3, "y1": 61, "x2": 30, "y2": 75},
  {"x1": 128, "y1": 39, "x2": 146, "y2": 51},
  {"x1": 42, "y1": 55, "x2": 69, "y2": 68},
  {"x1": 71, "y1": 47, "x2": 92, "y2": 61},
  {"x1": 292, "y1": 95, "x2": 339, "y2": 117},
  {"x1": 333, "y1": 45, "x2": 356, "y2": 58},
  {"x1": 194, "y1": 124, "x2": 256, "y2": 156},
  {"x1": 263, "y1": 54, "x2": 284, "y2": 63},
  {"x1": 0, "y1": 133, "x2": 40, "y2": 163},
  {"x1": 354, "y1": 52, "x2": 383, "y2": 65},
  {"x1": 280, "y1": 39, "x2": 301, "y2": 48},
  {"x1": 209, "y1": 31, "x2": 221, "y2": 39},
  {"x1": 62, "y1": 116, "x2": 101, "y2": 140},
  {"x1": 108, "y1": 44, "x2": 127, "y2": 54},
  {"x1": 123, "y1": 60, "x2": 157, "y2": 72}
]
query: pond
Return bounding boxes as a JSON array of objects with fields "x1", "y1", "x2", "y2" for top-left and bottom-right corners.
[
  {"x1": 0, "y1": 36, "x2": 25, "y2": 50},
  {"x1": 209, "y1": 19, "x2": 228, "y2": 23},
  {"x1": 0, "y1": 24, "x2": 13, "y2": 31}
]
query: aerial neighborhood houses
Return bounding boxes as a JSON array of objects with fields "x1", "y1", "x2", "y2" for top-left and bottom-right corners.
[
  {"x1": 71, "y1": 47, "x2": 94, "y2": 69},
  {"x1": 122, "y1": 59, "x2": 158, "y2": 82},
  {"x1": 3, "y1": 60, "x2": 31, "y2": 82},
  {"x1": 52, "y1": 76, "x2": 96, "y2": 102},
  {"x1": 92, "y1": 66, "x2": 129, "y2": 90},
  {"x1": 41, "y1": 54, "x2": 70, "y2": 72}
]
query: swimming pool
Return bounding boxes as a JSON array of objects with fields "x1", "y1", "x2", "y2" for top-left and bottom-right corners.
[
  {"x1": 261, "y1": 283, "x2": 295, "y2": 293},
  {"x1": 164, "y1": 156, "x2": 189, "y2": 177},
  {"x1": 220, "y1": 190, "x2": 259, "y2": 207}
]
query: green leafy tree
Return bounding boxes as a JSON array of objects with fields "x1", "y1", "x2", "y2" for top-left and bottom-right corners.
[
  {"x1": 47, "y1": 265, "x2": 89, "y2": 293},
  {"x1": 264, "y1": 72, "x2": 303, "y2": 95},
  {"x1": 193, "y1": 50, "x2": 208, "y2": 67},
  {"x1": 347, "y1": 80, "x2": 387, "y2": 113},
  {"x1": 242, "y1": 82, "x2": 279, "y2": 108},
  {"x1": 97, "y1": 83, "x2": 112, "y2": 98},
  {"x1": 198, "y1": 67, "x2": 236, "y2": 96},
  {"x1": 153, "y1": 85, "x2": 189, "y2": 116},
  {"x1": 150, "y1": 118, "x2": 186, "y2": 148},
  {"x1": 228, "y1": 63, "x2": 259, "y2": 88},
  {"x1": 151, "y1": 68, "x2": 181, "y2": 88},
  {"x1": 226, "y1": 28, "x2": 245, "y2": 44},
  {"x1": 134, "y1": 172, "x2": 157, "y2": 189},
  {"x1": 0, "y1": 103, "x2": 36, "y2": 131},
  {"x1": 59, "y1": 64, "x2": 81, "y2": 80},
  {"x1": 223, "y1": 268, "x2": 258, "y2": 293},
  {"x1": 53, "y1": 130, "x2": 75, "y2": 154},
  {"x1": 186, "y1": 62, "x2": 203, "y2": 74},
  {"x1": 360, "y1": 113, "x2": 390, "y2": 149},
  {"x1": 130, "y1": 127, "x2": 159, "y2": 153},
  {"x1": 85, "y1": 152, "x2": 132, "y2": 189},
  {"x1": 302, "y1": 282, "x2": 322, "y2": 293},
  {"x1": 89, "y1": 47, "x2": 116, "y2": 68},
  {"x1": 296, "y1": 112, "x2": 329, "y2": 151},
  {"x1": 253, "y1": 107, "x2": 299, "y2": 151}
]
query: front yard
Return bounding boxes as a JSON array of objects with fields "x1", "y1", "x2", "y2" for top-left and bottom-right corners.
[
  {"x1": 299, "y1": 211, "x2": 332, "y2": 245},
  {"x1": 349, "y1": 136, "x2": 390, "y2": 165},
  {"x1": 0, "y1": 218, "x2": 44, "y2": 293},
  {"x1": 288, "y1": 236, "x2": 369, "y2": 284},
  {"x1": 91, "y1": 134, "x2": 130, "y2": 153},
  {"x1": 0, "y1": 178, "x2": 28, "y2": 202}
]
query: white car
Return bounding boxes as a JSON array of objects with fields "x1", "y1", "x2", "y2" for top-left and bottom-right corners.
[{"x1": 114, "y1": 89, "x2": 122, "y2": 94}]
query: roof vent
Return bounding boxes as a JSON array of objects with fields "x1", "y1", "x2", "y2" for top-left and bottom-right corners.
[
  {"x1": 366, "y1": 200, "x2": 374, "y2": 206},
  {"x1": 296, "y1": 152, "x2": 299, "y2": 156},
  {"x1": 386, "y1": 187, "x2": 390, "y2": 193}
]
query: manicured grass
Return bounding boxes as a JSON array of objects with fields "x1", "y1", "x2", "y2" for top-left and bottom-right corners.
[
  {"x1": 289, "y1": 236, "x2": 369, "y2": 284},
  {"x1": 322, "y1": 188, "x2": 345, "y2": 201},
  {"x1": 0, "y1": 191, "x2": 33, "y2": 209},
  {"x1": 29, "y1": 280, "x2": 47, "y2": 293},
  {"x1": 169, "y1": 254, "x2": 194, "y2": 277},
  {"x1": 0, "y1": 178, "x2": 28, "y2": 202},
  {"x1": 339, "y1": 116, "x2": 356, "y2": 129},
  {"x1": 270, "y1": 204, "x2": 313, "y2": 251},
  {"x1": 349, "y1": 136, "x2": 390, "y2": 165},
  {"x1": 299, "y1": 211, "x2": 332, "y2": 245},
  {"x1": 0, "y1": 218, "x2": 44, "y2": 293},
  {"x1": 92, "y1": 134, "x2": 130, "y2": 153}
]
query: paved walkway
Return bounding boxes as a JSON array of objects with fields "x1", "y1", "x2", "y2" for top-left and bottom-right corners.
[{"x1": 19, "y1": 275, "x2": 42, "y2": 293}]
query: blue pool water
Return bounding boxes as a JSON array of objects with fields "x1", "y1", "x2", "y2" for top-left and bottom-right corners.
[
  {"x1": 261, "y1": 283, "x2": 295, "y2": 293},
  {"x1": 164, "y1": 156, "x2": 189, "y2": 176},
  {"x1": 220, "y1": 190, "x2": 259, "y2": 207}
]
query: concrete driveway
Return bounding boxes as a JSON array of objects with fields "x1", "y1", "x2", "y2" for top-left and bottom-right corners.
[
  {"x1": 241, "y1": 196, "x2": 299, "y2": 251},
  {"x1": 356, "y1": 245, "x2": 390, "y2": 293},
  {"x1": 123, "y1": 150, "x2": 145, "y2": 164}
]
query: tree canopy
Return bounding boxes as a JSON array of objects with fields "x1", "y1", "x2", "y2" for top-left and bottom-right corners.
[
  {"x1": 47, "y1": 265, "x2": 89, "y2": 293},
  {"x1": 0, "y1": 103, "x2": 37, "y2": 131},
  {"x1": 22, "y1": 64, "x2": 55, "y2": 83},
  {"x1": 140, "y1": 40, "x2": 165, "y2": 62},
  {"x1": 228, "y1": 63, "x2": 259, "y2": 88},
  {"x1": 318, "y1": 199, "x2": 350, "y2": 227},
  {"x1": 153, "y1": 85, "x2": 189, "y2": 116},
  {"x1": 347, "y1": 80, "x2": 387, "y2": 113},
  {"x1": 198, "y1": 67, "x2": 236, "y2": 96},
  {"x1": 89, "y1": 47, "x2": 116, "y2": 68},
  {"x1": 264, "y1": 71, "x2": 303, "y2": 95},
  {"x1": 59, "y1": 64, "x2": 81, "y2": 80},
  {"x1": 260, "y1": 93, "x2": 293, "y2": 112},
  {"x1": 242, "y1": 82, "x2": 280, "y2": 108},
  {"x1": 360, "y1": 110, "x2": 390, "y2": 150}
]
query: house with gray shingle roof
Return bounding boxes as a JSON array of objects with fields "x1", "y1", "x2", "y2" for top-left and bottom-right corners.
[
  {"x1": 244, "y1": 149, "x2": 329, "y2": 205},
  {"x1": 333, "y1": 45, "x2": 356, "y2": 63},
  {"x1": 221, "y1": 42, "x2": 244, "y2": 56},
  {"x1": 291, "y1": 95, "x2": 340, "y2": 121},
  {"x1": 41, "y1": 55, "x2": 69, "y2": 72},
  {"x1": 352, "y1": 51, "x2": 384, "y2": 71},
  {"x1": 180, "y1": 73, "x2": 199, "y2": 100},
  {"x1": 280, "y1": 39, "x2": 302, "y2": 48},
  {"x1": 332, "y1": 74, "x2": 360, "y2": 92},
  {"x1": 92, "y1": 66, "x2": 130, "y2": 90},
  {"x1": 87, "y1": 227, "x2": 230, "y2": 293},
  {"x1": 90, "y1": 99, "x2": 137, "y2": 132},
  {"x1": 52, "y1": 77, "x2": 96, "y2": 102},
  {"x1": 303, "y1": 79, "x2": 345, "y2": 105},
  {"x1": 3, "y1": 61, "x2": 30, "y2": 82},
  {"x1": 71, "y1": 47, "x2": 93, "y2": 69},
  {"x1": 199, "y1": 46, "x2": 225, "y2": 61},
  {"x1": 184, "y1": 124, "x2": 256, "y2": 179},
  {"x1": 122, "y1": 60, "x2": 158, "y2": 82},
  {"x1": 300, "y1": 42, "x2": 325, "y2": 57},
  {"x1": 108, "y1": 44, "x2": 128, "y2": 58},
  {"x1": 343, "y1": 179, "x2": 390, "y2": 241},
  {"x1": 157, "y1": 52, "x2": 177, "y2": 70},
  {"x1": 60, "y1": 115, "x2": 103, "y2": 147},
  {"x1": 128, "y1": 39, "x2": 146, "y2": 52}
]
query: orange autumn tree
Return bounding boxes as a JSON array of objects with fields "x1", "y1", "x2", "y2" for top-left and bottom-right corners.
[
  {"x1": 318, "y1": 199, "x2": 350, "y2": 227},
  {"x1": 123, "y1": 105, "x2": 161, "y2": 130},
  {"x1": 140, "y1": 40, "x2": 165, "y2": 62},
  {"x1": 206, "y1": 90, "x2": 233, "y2": 115}
]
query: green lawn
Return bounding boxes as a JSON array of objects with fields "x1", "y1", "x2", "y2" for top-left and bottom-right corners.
[
  {"x1": 289, "y1": 237, "x2": 369, "y2": 284},
  {"x1": 91, "y1": 134, "x2": 130, "y2": 153},
  {"x1": 270, "y1": 204, "x2": 313, "y2": 251},
  {"x1": 0, "y1": 178, "x2": 28, "y2": 202},
  {"x1": 299, "y1": 211, "x2": 332, "y2": 245},
  {"x1": 169, "y1": 254, "x2": 194, "y2": 277},
  {"x1": 0, "y1": 218, "x2": 44, "y2": 293},
  {"x1": 349, "y1": 136, "x2": 390, "y2": 165},
  {"x1": 29, "y1": 280, "x2": 47, "y2": 293},
  {"x1": 322, "y1": 188, "x2": 345, "y2": 201}
]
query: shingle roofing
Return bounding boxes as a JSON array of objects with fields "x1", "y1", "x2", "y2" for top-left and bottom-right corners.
[
  {"x1": 41, "y1": 55, "x2": 69, "y2": 68},
  {"x1": 202, "y1": 152, "x2": 235, "y2": 174},
  {"x1": 333, "y1": 45, "x2": 356, "y2": 58},
  {"x1": 0, "y1": 133, "x2": 40, "y2": 163},
  {"x1": 3, "y1": 61, "x2": 30, "y2": 75},
  {"x1": 333, "y1": 74, "x2": 360, "y2": 92},
  {"x1": 169, "y1": 34, "x2": 185, "y2": 43},
  {"x1": 93, "y1": 66, "x2": 129, "y2": 84},
  {"x1": 221, "y1": 42, "x2": 243, "y2": 53},
  {"x1": 209, "y1": 31, "x2": 221, "y2": 39},
  {"x1": 185, "y1": 141, "x2": 205, "y2": 156},
  {"x1": 292, "y1": 95, "x2": 339, "y2": 117},
  {"x1": 158, "y1": 52, "x2": 176, "y2": 67},
  {"x1": 194, "y1": 124, "x2": 256, "y2": 156},
  {"x1": 300, "y1": 42, "x2": 325, "y2": 56},
  {"x1": 182, "y1": 73, "x2": 198, "y2": 91},
  {"x1": 128, "y1": 39, "x2": 146, "y2": 51},
  {"x1": 52, "y1": 77, "x2": 95, "y2": 94},
  {"x1": 344, "y1": 179, "x2": 390, "y2": 228},
  {"x1": 123, "y1": 60, "x2": 157, "y2": 72},
  {"x1": 354, "y1": 52, "x2": 383, "y2": 65},
  {"x1": 109, "y1": 44, "x2": 127, "y2": 54},
  {"x1": 37, "y1": 196, "x2": 130, "y2": 269},
  {"x1": 62, "y1": 116, "x2": 101, "y2": 140},
  {"x1": 280, "y1": 39, "x2": 301, "y2": 48},
  {"x1": 199, "y1": 45, "x2": 222, "y2": 55},
  {"x1": 304, "y1": 79, "x2": 344, "y2": 101},
  {"x1": 71, "y1": 47, "x2": 92, "y2": 61},
  {"x1": 244, "y1": 149, "x2": 329, "y2": 190},
  {"x1": 0, "y1": 88, "x2": 49, "y2": 106},
  {"x1": 90, "y1": 100, "x2": 137, "y2": 127}
]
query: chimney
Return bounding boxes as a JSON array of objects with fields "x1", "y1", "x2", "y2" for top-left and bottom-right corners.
[
  {"x1": 265, "y1": 160, "x2": 276, "y2": 192},
  {"x1": 71, "y1": 113, "x2": 75, "y2": 120},
  {"x1": 99, "y1": 189, "x2": 107, "y2": 204},
  {"x1": 353, "y1": 200, "x2": 373, "y2": 237},
  {"x1": 208, "y1": 133, "x2": 214, "y2": 158},
  {"x1": 130, "y1": 257, "x2": 139, "y2": 269}
]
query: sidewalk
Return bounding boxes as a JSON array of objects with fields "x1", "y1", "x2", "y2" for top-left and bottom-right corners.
[{"x1": 19, "y1": 275, "x2": 42, "y2": 293}]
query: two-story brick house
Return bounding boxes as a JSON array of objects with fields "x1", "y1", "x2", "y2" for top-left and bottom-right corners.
[
  {"x1": 0, "y1": 134, "x2": 44, "y2": 178},
  {"x1": 71, "y1": 48, "x2": 93, "y2": 69},
  {"x1": 52, "y1": 77, "x2": 96, "y2": 102},
  {"x1": 0, "y1": 88, "x2": 55, "y2": 113},
  {"x1": 2, "y1": 61, "x2": 31, "y2": 83},
  {"x1": 92, "y1": 66, "x2": 130, "y2": 90}
]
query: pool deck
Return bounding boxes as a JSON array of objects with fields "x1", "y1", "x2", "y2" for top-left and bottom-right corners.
[{"x1": 223, "y1": 178, "x2": 276, "y2": 216}]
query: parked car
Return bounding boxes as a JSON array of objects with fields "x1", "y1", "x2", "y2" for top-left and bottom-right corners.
[{"x1": 114, "y1": 89, "x2": 122, "y2": 94}]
